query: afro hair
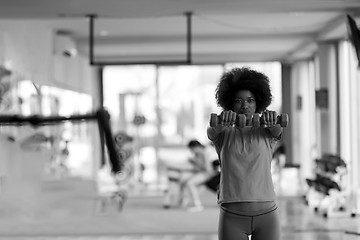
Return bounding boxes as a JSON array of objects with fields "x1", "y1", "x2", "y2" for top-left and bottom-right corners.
[{"x1": 215, "y1": 67, "x2": 273, "y2": 112}]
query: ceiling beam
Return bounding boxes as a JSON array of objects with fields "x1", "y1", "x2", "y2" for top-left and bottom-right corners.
[{"x1": 87, "y1": 12, "x2": 194, "y2": 66}]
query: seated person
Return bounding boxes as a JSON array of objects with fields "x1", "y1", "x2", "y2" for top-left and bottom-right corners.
[
  {"x1": 180, "y1": 139, "x2": 212, "y2": 212},
  {"x1": 204, "y1": 159, "x2": 220, "y2": 193}
]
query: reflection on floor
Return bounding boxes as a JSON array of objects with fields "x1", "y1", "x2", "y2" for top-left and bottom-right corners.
[
  {"x1": 0, "y1": 236, "x2": 217, "y2": 240},
  {"x1": 0, "y1": 196, "x2": 359, "y2": 240},
  {"x1": 1, "y1": 231, "x2": 360, "y2": 240},
  {"x1": 0, "y1": 168, "x2": 359, "y2": 240}
]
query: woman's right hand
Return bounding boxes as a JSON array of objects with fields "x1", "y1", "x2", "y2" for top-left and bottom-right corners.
[
  {"x1": 207, "y1": 110, "x2": 236, "y2": 140},
  {"x1": 220, "y1": 110, "x2": 237, "y2": 127}
]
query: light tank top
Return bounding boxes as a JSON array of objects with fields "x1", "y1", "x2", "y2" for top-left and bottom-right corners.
[{"x1": 208, "y1": 126, "x2": 279, "y2": 204}]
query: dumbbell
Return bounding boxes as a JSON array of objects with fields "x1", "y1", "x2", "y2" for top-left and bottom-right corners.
[
  {"x1": 259, "y1": 113, "x2": 289, "y2": 128},
  {"x1": 210, "y1": 113, "x2": 246, "y2": 128},
  {"x1": 209, "y1": 113, "x2": 247, "y2": 128},
  {"x1": 209, "y1": 113, "x2": 264, "y2": 128},
  {"x1": 209, "y1": 113, "x2": 289, "y2": 128}
]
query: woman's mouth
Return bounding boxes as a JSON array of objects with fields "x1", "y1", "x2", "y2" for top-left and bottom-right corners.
[{"x1": 239, "y1": 111, "x2": 250, "y2": 115}]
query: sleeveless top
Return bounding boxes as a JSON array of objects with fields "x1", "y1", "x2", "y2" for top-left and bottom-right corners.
[{"x1": 208, "y1": 126, "x2": 279, "y2": 204}]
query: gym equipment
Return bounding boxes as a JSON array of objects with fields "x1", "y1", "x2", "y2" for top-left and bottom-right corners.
[
  {"x1": 0, "y1": 108, "x2": 122, "y2": 174},
  {"x1": 0, "y1": 108, "x2": 134, "y2": 212},
  {"x1": 209, "y1": 113, "x2": 288, "y2": 128},
  {"x1": 304, "y1": 154, "x2": 358, "y2": 218},
  {"x1": 209, "y1": 113, "x2": 247, "y2": 128}
]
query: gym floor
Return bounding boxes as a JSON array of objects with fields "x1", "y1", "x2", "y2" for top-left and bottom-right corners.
[
  {"x1": 0, "y1": 189, "x2": 359, "y2": 240},
  {"x1": 0, "y1": 169, "x2": 359, "y2": 240}
]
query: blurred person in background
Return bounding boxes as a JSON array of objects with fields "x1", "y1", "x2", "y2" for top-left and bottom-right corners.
[
  {"x1": 163, "y1": 140, "x2": 217, "y2": 211},
  {"x1": 179, "y1": 139, "x2": 212, "y2": 212}
]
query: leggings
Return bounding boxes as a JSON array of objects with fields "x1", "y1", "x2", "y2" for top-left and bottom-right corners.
[{"x1": 218, "y1": 204, "x2": 280, "y2": 240}]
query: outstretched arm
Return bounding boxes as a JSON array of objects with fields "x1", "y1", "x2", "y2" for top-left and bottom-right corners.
[
  {"x1": 262, "y1": 110, "x2": 283, "y2": 138},
  {"x1": 207, "y1": 125, "x2": 224, "y2": 141},
  {"x1": 267, "y1": 125, "x2": 283, "y2": 138},
  {"x1": 207, "y1": 110, "x2": 236, "y2": 140}
]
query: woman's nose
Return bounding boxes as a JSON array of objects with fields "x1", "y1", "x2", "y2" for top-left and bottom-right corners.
[{"x1": 241, "y1": 102, "x2": 249, "y2": 108}]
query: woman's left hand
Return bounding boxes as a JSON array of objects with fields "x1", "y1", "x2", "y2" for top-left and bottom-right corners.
[{"x1": 261, "y1": 110, "x2": 278, "y2": 127}]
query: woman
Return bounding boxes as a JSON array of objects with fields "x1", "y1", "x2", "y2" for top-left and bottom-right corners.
[{"x1": 207, "y1": 67, "x2": 283, "y2": 240}]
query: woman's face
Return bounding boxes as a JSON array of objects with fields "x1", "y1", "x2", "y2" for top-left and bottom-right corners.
[{"x1": 233, "y1": 90, "x2": 257, "y2": 116}]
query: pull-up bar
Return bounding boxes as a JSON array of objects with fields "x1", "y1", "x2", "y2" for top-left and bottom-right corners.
[{"x1": 87, "y1": 12, "x2": 193, "y2": 66}]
